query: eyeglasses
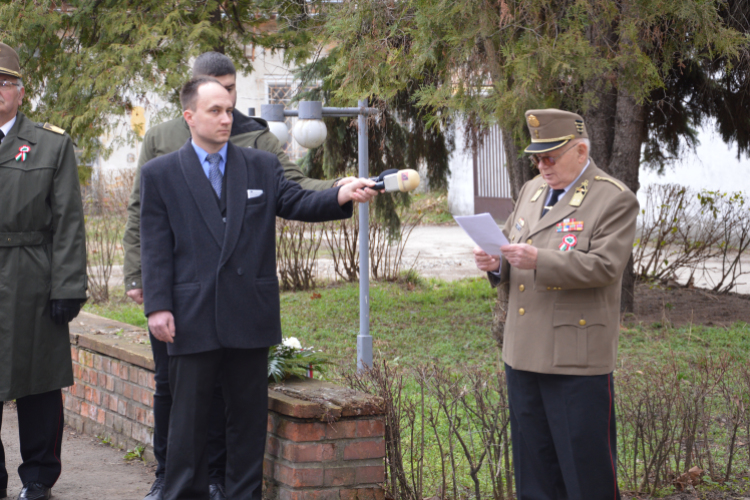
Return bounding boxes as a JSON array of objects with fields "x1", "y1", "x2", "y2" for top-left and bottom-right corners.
[
  {"x1": 0, "y1": 81, "x2": 21, "y2": 91},
  {"x1": 531, "y1": 142, "x2": 577, "y2": 167}
]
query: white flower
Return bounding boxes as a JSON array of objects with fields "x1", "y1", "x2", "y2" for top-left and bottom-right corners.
[{"x1": 282, "y1": 337, "x2": 302, "y2": 350}]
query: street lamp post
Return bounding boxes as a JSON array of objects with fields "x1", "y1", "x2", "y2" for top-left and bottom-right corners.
[{"x1": 262, "y1": 100, "x2": 378, "y2": 371}]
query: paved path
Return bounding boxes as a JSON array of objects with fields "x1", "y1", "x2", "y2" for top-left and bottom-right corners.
[{"x1": 2, "y1": 403, "x2": 154, "y2": 500}]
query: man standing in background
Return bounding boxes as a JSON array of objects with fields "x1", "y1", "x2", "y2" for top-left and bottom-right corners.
[
  {"x1": 0, "y1": 42, "x2": 87, "y2": 500},
  {"x1": 123, "y1": 52, "x2": 364, "y2": 500}
]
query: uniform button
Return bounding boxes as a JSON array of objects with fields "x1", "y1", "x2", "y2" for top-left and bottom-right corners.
[
  {"x1": 579, "y1": 319, "x2": 586, "y2": 326},
  {"x1": 547, "y1": 287, "x2": 551, "y2": 290},
  {"x1": 511, "y1": 235, "x2": 517, "y2": 243},
  {"x1": 526, "y1": 238, "x2": 533, "y2": 245},
  {"x1": 237, "y1": 268, "x2": 244, "y2": 275},
  {"x1": 519, "y1": 308, "x2": 525, "y2": 316},
  {"x1": 519, "y1": 284, "x2": 525, "y2": 292}
]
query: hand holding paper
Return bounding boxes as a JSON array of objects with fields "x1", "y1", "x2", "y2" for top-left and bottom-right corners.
[{"x1": 454, "y1": 213, "x2": 509, "y2": 256}]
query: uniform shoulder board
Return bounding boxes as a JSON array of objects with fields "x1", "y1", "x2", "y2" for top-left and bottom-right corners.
[
  {"x1": 594, "y1": 175, "x2": 624, "y2": 192},
  {"x1": 37, "y1": 122, "x2": 66, "y2": 135}
]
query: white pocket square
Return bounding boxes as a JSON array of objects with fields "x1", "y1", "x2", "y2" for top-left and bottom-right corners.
[{"x1": 247, "y1": 189, "x2": 264, "y2": 199}]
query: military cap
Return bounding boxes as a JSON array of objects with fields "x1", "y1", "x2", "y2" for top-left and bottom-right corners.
[
  {"x1": 0, "y1": 42, "x2": 22, "y2": 79},
  {"x1": 524, "y1": 108, "x2": 588, "y2": 154}
]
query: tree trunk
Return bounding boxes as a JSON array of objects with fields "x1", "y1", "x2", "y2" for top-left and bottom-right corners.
[
  {"x1": 583, "y1": 83, "x2": 617, "y2": 168},
  {"x1": 608, "y1": 90, "x2": 645, "y2": 313}
]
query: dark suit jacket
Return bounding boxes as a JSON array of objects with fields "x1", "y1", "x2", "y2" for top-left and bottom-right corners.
[{"x1": 140, "y1": 141, "x2": 352, "y2": 356}]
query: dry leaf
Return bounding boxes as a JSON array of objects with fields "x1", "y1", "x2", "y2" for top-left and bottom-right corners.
[{"x1": 310, "y1": 292, "x2": 322, "y2": 300}]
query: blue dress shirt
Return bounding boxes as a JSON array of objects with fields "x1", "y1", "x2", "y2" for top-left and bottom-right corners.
[{"x1": 191, "y1": 140, "x2": 228, "y2": 179}]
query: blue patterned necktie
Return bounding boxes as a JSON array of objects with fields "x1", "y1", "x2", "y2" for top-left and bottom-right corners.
[{"x1": 206, "y1": 153, "x2": 222, "y2": 198}]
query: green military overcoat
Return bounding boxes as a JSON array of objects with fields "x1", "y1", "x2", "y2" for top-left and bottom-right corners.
[
  {"x1": 0, "y1": 112, "x2": 87, "y2": 401},
  {"x1": 123, "y1": 111, "x2": 336, "y2": 291}
]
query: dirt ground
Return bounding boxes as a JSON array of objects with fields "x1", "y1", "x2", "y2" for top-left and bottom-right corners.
[
  {"x1": 1, "y1": 402, "x2": 155, "y2": 500},
  {"x1": 630, "y1": 280, "x2": 750, "y2": 327}
]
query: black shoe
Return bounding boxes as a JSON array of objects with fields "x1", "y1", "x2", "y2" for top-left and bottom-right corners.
[
  {"x1": 1, "y1": 488, "x2": 6, "y2": 499},
  {"x1": 143, "y1": 477, "x2": 164, "y2": 500},
  {"x1": 209, "y1": 483, "x2": 226, "y2": 500},
  {"x1": 16, "y1": 483, "x2": 50, "y2": 500}
]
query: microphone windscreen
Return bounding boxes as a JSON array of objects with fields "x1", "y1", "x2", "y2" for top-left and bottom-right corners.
[{"x1": 396, "y1": 169, "x2": 420, "y2": 192}]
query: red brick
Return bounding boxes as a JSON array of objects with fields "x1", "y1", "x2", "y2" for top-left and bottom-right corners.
[
  {"x1": 263, "y1": 458, "x2": 273, "y2": 477},
  {"x1": 283, "y1": 443, "x2": 336, "y2": 463},
  {"x1": 73, "y1": 382, "x2": 85, "y2": 398},
  {"x1": 279, "y1": 488, "x2": 340, "y2": 500},
  {"x1": 101, "y1": 393, "x2": 109, "y2": 408},
  {"x1": 84, "y1": 385, "x2": 93, "y2": 402},
  {"x1": 118, "y1": 400, "x2": 127, "y2": 416},
  {"x1": 136, "y1": 407, "x2": 146, "y2": 424},
  {"x1": 147, "y1": 373, "x2": 156, "y2": 390},
  {"x1": 343, "y1": 441, "x2": 385, "y2": 460},
  {"x1": 326, "y1": 420, "x2": 357, "y2": 439},
  {"x1": 267, "y1": 413, "x2": 278, "y2": 433},
  {"x1": 120, "y1": 364, "x2": 130, "y2": 380},
  {"x1": 266, "y1": 435, "x2": 281, "y2": 457},
  {"x1": 102, "y1": 358, "x2": 111, "y2": 374},
  {"x1": 99, "y1": 372, "x2": 108, "y2": 388},
  {"x1": 146, "y1": 411, "x2": 155, "y2": 427},
  {"x1": 122, "y1": 382, "x2": 133, "y2": 400},
  {"x1": 140, "y1": 388, "x2": 151, "y2": 406},
  {"x1": 108, "y1": 395, "x2": 119, "y2": 412},
  {"x1": 340, "y1": 489, "x2": 384, "y2": 500},
  {"x1": 138, "y1": 369, "x2": 149, "y2": 388},
  {"x1": 97, "y1": 408, "x2": 106, "y2": 424},
  {"x1": 355, "y1": 466, "x2": 384, "y2": 485},
  {"x1": 106, "y1": 374, "x2": 115, "y2": 392},
  {"x1": 72, "y1": 364, "x2": 81, "y2": 379},
  {"x1": 70, "y1": 347, "x2": 78, "y2": 362},
  {"x1": 131, "y1": 386, "x2": 142, "y2": 404},
  {"x1": 323, "y1": 467, "x2": 356, "y2": 487},
  {"x1": 110, "y1": 360, "x2": 120, "y2": 376},
  {"x1": 275, "y1": 463, "x2": 324, "y2": 488},
  {"x1": 356, "y1": 419, "x2": 385, "y2": 438},
  {"x1": 277, "y1": 420, "x2": 326, "y2": 442},
  {"x1": 64, "y1": 394, "x2": 81, "y2": 413},
  {"x1": 94, "y1": 354, "x2": 103, "y2": 371}
]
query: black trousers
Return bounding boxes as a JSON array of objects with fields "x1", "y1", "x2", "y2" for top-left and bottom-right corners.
[
  {"x1": 505, "y1": 364, "x2": 620, "y2": 500},
  {"x1": 150, "y1": 332, "x2": 227, "y2": 483},
  {"x1": 0, "y1": 389, "x2": 65, "y2": 489},
  {"x1": 164, "y1": 348, "x2": 268, "y2": 500}
]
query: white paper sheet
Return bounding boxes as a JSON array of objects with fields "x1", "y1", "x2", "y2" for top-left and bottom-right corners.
[{"x1": 453, "y1": 213, "x2": 509, "y2": 256}]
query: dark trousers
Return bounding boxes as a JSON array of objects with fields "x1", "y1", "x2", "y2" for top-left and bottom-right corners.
[
  {"x1": 164, "y1": 348, "x2": 268, "y2": 500},
  {"x1": 150, "y1": 332, "x2": 227, "y2": 483},
  {"x1": 505, "y1": 364, "x2": 620, "y2": 500},
  {"x1": 0, "y1": 389, "x2": 64, "y2": 489}
]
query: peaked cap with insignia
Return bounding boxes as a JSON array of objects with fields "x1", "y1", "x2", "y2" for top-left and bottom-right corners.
[
  {"x1": 0, "y1": 42, "x2": 22, "y2": 79},
  {"x1": 524, "y1": 108, "x2": 588, "y2": 154}
]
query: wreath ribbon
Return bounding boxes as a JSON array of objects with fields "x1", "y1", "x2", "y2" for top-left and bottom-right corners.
[
  {"x1": 15, "y1": 145, "x2": 30, "y2": 162},
  {"x1": 559, "y1": 234, "x2": 578, "y2": 251}
]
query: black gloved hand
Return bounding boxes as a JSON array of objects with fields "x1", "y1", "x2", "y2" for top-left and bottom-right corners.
[{"x1": 50, "y1": 298, "x2": 86, "y2": 326}]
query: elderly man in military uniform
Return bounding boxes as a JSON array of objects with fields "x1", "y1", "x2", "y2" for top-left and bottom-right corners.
[
  {"x1": 122, "y1": 52, "x2": 375, "y2": 500},
  {"x1": 0, "y1": 43, "x2": 87, "y2": 500},
  {"x1": 474, "y1": 109, "x2": 638, "y2": 499}
]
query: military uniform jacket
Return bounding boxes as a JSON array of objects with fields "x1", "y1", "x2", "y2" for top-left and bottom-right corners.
[
  {"x1": 0, "y1": 112, "x2": 87, "y2": 401},
  {"x1": 123, "y1": 110, "x2": 336, "y2": 290},
  {"x1": 490, "y1": 160, "x2": 638, "y2": 376}
]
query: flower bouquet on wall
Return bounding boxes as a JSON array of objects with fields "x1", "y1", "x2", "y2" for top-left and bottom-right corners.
[{"x1": 268, "y1": 336, "x2": 332, "y2": 383}]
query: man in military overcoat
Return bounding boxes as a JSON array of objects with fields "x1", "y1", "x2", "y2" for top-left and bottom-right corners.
[
  {"x1": 122, "y1": 52, "x2": 373, "y2": 500},
  {"x1": 474, "y1": 109, "x2": 639, "y2": 499},
  {"x1": 0, "y1": 42, "x2": 87, "y2": 500}
]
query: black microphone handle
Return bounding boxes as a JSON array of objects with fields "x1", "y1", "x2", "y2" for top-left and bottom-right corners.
[{"x1": 370, "y1": 168, "x2": 398, "y2": 183}]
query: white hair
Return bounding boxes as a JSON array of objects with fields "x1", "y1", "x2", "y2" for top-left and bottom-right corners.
[{"x1": 16, "y1": 77, "x2": 23, "y2": 90}]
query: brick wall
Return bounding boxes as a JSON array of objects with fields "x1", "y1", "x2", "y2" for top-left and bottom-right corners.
[
  {"x1": 63, "y1": 343, "x2": 156, "y2": 458},
  {"x1": 65, "y1": 312, "x2": 386, "y2": 499}
]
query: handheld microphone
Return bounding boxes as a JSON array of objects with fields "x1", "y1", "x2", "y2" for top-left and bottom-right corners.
[{"x1": 371, "y1": 169, "x2": 421, "y2": 193}]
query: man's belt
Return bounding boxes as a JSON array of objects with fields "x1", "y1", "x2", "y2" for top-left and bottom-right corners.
[{"x1": 0, "y1": 231, "x2": 53, "y2": 247}]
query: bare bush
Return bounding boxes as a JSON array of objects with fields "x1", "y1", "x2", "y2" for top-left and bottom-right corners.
[
  {"x1": 634, "y1": 184, "x2": 750, "y2": 293},
  {"x1": 323, "y1": 204, "x2": 422, "y2": 282},
  {"x1": 84, "y1": 168, "x2": 133, "y2": 303},
  {"x1": 276, "y1": 218, "x2": 323, "y2": 291}
]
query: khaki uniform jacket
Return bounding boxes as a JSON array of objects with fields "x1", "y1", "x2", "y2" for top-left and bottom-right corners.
[
  {"x1": 123, "y1": 111, "x2": 336, "y2": 290},
  {"x1": 0, "y1": 112, "x2": 87, "y2": 400},
  {"x1": 490, "y1": 160, "x2": 638, "y2": 376}
]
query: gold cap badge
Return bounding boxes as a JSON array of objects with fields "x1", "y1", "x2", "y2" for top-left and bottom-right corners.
[{"x1": 527, "y1": 114, "x2": 540, "y2": 127}]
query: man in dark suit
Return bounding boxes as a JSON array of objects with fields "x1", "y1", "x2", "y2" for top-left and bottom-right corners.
[{"x1": 139, "y1": 76, "x2": 376, "y2": 500}]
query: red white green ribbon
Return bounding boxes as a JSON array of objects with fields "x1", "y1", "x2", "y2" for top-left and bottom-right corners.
[
  {"x1": 15, "y1": 145, "x2": 30, "y2": 162},
  {"x1": 559, "y1": 234, "x2": 577, "y2": 251}
]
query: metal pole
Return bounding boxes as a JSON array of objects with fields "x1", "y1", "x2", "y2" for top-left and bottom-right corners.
[{"x1": 357, "y1": 99, "x2": 372, "y2": 372}]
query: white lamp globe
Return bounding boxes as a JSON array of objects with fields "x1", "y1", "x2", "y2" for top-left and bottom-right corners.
[
  {"x1": 268, "y1": 121, "x2": 290, "y2": 145},
  {"x1": 293, "y1": 119, "x2": 327, "y2": 149}
]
